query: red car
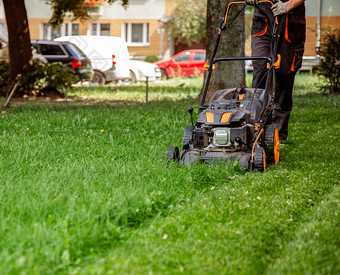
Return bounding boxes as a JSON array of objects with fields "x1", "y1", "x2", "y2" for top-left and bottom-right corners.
[{"x1": 154, "y1": 49, "x2": 206, "y2": 78}]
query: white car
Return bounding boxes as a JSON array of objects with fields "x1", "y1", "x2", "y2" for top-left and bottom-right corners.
[
  {"x1": 129, "y1": 60, "x2": 161, "y2": 83},
  {"x1": 55, "y1": 36, "x2": 131, "y2": 84}
]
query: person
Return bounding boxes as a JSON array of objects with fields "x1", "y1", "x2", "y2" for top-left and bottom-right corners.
[{"x1": 246, "y1": 0, "x2": 306, "y2": 142}]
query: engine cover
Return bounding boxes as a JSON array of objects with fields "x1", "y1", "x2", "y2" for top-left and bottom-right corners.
[{"x1": 212, "y1": 128, "x2": 231, "y2": 147}]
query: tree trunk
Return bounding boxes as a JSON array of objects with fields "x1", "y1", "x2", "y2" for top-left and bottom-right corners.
[
  {"x1": 199, "y1": 0, "x2": 245, "y2": 103},
  {"x1": 3, "y1": 0, "x2": 33, "y2": 77}
]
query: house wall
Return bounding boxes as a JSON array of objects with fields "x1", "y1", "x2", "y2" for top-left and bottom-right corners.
[
  {"x1": 305, "y1": 16, "x2": 340, "y2": 56},
  {"x1": 0, "y1": 0, "x2": 167, "y2": 58},
  {"x1": 305, "y1": 0, "x2": 340, "y2": 56},
  {"x1": 1, "y1": 0, "x2": 339, "y2": 58}
]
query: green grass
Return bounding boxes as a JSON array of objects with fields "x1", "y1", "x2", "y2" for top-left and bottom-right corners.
[{"x1": 0, "y1": 75, "x2": 339, "y2": 274}]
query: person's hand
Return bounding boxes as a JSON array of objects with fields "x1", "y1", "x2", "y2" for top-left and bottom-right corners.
[
  {"x1": 245, "y1": 0, "x2": 259, "y2": 5},
  {"x1": 271, "y1": 1, "x2": 289, "y2": 16}
]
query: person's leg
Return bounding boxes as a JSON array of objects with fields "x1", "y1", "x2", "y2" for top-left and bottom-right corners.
[
  {"x1": 251, "y1": 34, "x2": 271, "y2": 89},
  {"x1": 272, "y1": 36, "x2": 297, "y2": 140},
  {"x1": 272, "y1": 70, "x2": 296, "y2": 140}
]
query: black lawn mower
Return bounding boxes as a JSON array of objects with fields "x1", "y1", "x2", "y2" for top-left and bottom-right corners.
[{"x1": 166, "y1": 1, "x2": 281, "y2": 171}]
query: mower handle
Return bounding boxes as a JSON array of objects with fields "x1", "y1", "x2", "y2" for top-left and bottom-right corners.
[
  {"x1": 213, "y1": 56, "x2": 272, "y2": 64},
  {"x1": 224, "y1": 1, "x2": 275, "y2": 25},
  {"x1": 199, "y1": 0, "x2": 279, "y2": 109}
]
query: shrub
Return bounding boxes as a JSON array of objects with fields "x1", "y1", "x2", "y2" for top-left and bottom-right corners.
[
  {"x1": 20, "y1": 60, "x2": 79, "y2": 95},
  {"x1": 316, "y1": 28, "x2": 340, "y2": 94},
  {"x1": 0, "y1": 60, "x2": 79, "y2": 97},
  {"x1": 144, "y1": 55, "x2": 158, "y2": 63}
]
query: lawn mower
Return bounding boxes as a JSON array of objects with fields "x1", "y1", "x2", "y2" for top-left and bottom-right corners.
[{"x1": 166, "y1": 1, "x2": 281, "y2": 171}]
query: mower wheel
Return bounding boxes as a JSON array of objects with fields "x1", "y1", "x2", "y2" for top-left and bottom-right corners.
[
  {"x1": 182, "y1": 126, "x2": 195, "y2": 149},
  {"x1": 253, "y1": 146, "x2": 267, "y2": 171},
  {"x1": 166, "y1": 146, "x2": 179, "y2": 163},
  {"x1": 264, "y1": 125, "x2": 280, "y2": 164}
]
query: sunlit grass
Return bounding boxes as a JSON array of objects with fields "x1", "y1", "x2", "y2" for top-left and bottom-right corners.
[{"x1": 0, "y1": 74, "x2": 339, "y2": 274}]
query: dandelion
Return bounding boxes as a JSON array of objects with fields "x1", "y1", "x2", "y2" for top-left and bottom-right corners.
[
  {"x1": 100, "y1": 129, "x2": 104, "y2": 132},
  {"x1": 26, "y1": 128, "x2": 29, "y2": 131}
]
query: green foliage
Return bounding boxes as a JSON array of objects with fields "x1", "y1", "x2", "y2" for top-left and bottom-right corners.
[
  {"x1": 0, "y1": 60, "x2": 79, "y2": 97},
  {"x1": 169, "y1": 0, "x2": 206, "y2": 45},
  {"x1": 46, "y1": 0, "x2": 129, "y2": 26},
  {"x1": 0, "y1": 75, "x2": 339, "y2": 273},
  {"x1": 316, "y1": 28, "x2": 340, "y2": 94},
  {"x1": 144, "y1": 55, "x2": 158, "y2": 63},
  {"x1": 19, "y1": 60, "x2": 79, "y2": 95}
]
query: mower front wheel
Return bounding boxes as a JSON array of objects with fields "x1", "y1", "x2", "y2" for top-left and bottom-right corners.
[
  {"x1": 166, "y1": 146, "x2": 179, "y2": 163},
  {"x1": 253, "y1": 146, "x2": 267, "y2": 172}
]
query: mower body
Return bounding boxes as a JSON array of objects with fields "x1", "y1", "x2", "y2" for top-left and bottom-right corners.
[
  {"x1": 178, "y1": 87, "x2": 276, "y2": 170},
  {"x1": 166, "y1": 1, "x2": 281, "y2": 171}
]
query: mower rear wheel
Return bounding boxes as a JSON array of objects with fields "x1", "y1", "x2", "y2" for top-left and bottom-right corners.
[
  {"x1": 264, "y1": 125, "x2": 280, "y2": 164},
  {"x1": 166, "y1": 146, "x2": 179, "y2": 163},
  {"x1": 253, "y1": 146, "x2": 267, "y2": 171}
]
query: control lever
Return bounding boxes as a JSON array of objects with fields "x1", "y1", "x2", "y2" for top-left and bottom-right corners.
[{"x1": 188, "y1": 107, "x2": 194, "y2": 126}]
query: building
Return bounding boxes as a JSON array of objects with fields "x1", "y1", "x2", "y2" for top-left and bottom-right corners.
[
  {"x1": 0, "y1": 0, "x2": 339, "y2": 61},
  {"x1": 0, "y1": 0, "x2": 177, "y2": 60}
]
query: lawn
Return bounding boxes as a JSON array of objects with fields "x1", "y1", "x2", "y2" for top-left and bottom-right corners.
[{"x1": 0, "y1": 74, "x2": 339, "y2": 274}]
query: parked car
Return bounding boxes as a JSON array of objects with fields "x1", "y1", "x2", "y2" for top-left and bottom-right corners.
[
  {"x1": 129, "y1": 60, "x2": 161, "y2": 83},
  {"x1": 154, "y1": 49, "x2": 206, "y2": 78},
  {"x1": 155, "y1": 49, "x2": 254, "y2": 78},
  {"x1": 31, "y1": 40, "x2": 93, "y2": 81},
  {"x1": 245, "y1": 55, "x2": 254, "y2": 73},
  {"x1": 55, "y1": 36, "x2": 131, "y2": 85}
]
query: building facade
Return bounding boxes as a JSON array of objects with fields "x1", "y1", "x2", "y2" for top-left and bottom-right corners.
[
  {"x1": 0, "y1": 0, "x2": 339, "y2": 59},
  {"x1": 0, "y1": 0, "x2": 177, "y2": 59}
]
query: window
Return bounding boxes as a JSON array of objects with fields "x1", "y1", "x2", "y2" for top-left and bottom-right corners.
[
  {"x1": 39, "y1": 44, "x2": 66, "y2": 56},
  {"x1": 89, "y1": 23, "x2": 111, "y2": 36},
  {"x1": 51, "y1": 26, "x2": 61, "y2": 40},
  {"x1": 123, "y1": 22, "x2": 150, "y2": 46},
  {"x1": 40, "y1": 22, "x2": 79, "y2": 39},
  {"x1": 194, "y1": 52, "x2": 206, "y2": 61},
  {"x1": 175, "y1": 52, "x2": 190, "y2": 62}
]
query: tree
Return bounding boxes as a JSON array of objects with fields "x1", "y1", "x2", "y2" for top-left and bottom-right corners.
[
  {"x1": 168, "y1": 0, "x2": 206, "y2": 46},
  {"x1": 3, "y1": 0, "x2": 128, "y2": 79},
  {"x1": 3, "y1": 0, "x2": 33, "y2": 77},
  {"x1": 201, "y1": 0, "x2": 245, "y2": 102}
]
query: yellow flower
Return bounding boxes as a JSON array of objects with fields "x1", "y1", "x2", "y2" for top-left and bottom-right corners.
[
  {"x1": 26, "y1": 128, "x2": 29, "y2": 131},
  {"x1": 100, "y1": 129, "x2": 104, "y2": 132}
]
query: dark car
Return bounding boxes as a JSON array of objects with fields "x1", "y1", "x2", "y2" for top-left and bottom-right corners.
[{"x1": 31, "y1": 40, "x2": 93, "y2": 81}]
